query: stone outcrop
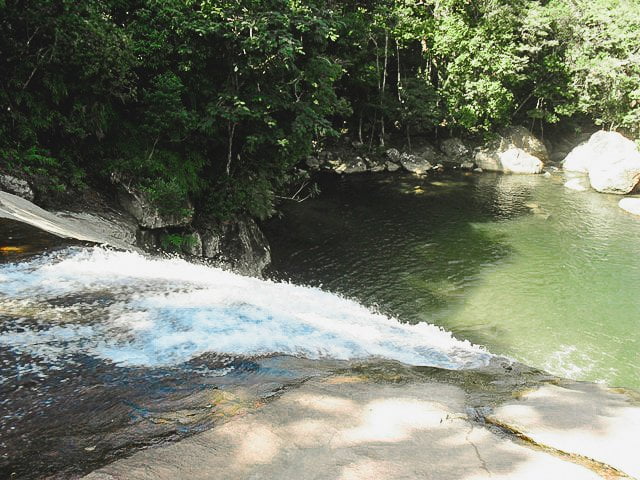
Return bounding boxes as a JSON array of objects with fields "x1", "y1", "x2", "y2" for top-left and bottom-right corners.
[
  {"x1": 489, "y1": 382, "x2": 640, "y2": 479},
  {"x1": 199, "y1": 216, "x2": 271, "y2": 277},
  {"x1": 440, "y1": 137, "x2": 470, "y2": 161},
  {"x1": 474, "y1": 127, "x2": 546, "y2": 174},
  {"x1": 562, "y1": 131, "x2": 640, "y2": 194},
  {"x1": 0, "y1": 174, "x2": 35, "y2": 202}
]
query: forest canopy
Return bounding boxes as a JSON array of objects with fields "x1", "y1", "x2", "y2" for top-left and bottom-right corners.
[{"x1": 1, "y1": 0, "x2": 639, "y2": 218}]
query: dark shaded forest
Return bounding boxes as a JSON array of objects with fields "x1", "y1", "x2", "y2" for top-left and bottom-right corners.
[{"x1": 1, "y1": 0, "x2": 639, "y2": 218}]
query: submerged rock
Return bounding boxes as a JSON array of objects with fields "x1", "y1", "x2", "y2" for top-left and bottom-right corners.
[
  {"x1": 0, "y1": 174, "x2": 35, "y2": 202},
  {"x1": 619, "y1": 197, "x2": 640, "y2": 216},
  {"x1": 563, "y1": 131, "x2": 640, "y2": 194},
  {"x1": 564, "y1": 178, "x2": 589, "y2": 192}
]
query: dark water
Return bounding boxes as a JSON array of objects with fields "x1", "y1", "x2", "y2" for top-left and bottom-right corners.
[{"x1": 264, "y1": 171, "x2": 640, "y2": 390}]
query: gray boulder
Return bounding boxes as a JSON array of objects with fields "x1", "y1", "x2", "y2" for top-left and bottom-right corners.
[
  {"x1": 385, "y1": 148, "x2": 401, "y2": 163},
  {"x1": 386, "y1": 161, "x2": 401, "y2": 172},
  {"x1": 400, "y1": 153, "x2": 433, "y2": 175},
  {"x1": 0, "y1": 175, "x2": 35, "y2": 202},
  {"x1": 335, "y1": 157, "x2": 368, "y2": 174},
  {"x1": 562, "y1": 142, "x2": 592, "y2": 173},
  {"x1": 116, "y1": 184, "x2": 193, "y2": 229},
  {"x1": 587, "y1": 132, "x2": 640, "y2": 194}
]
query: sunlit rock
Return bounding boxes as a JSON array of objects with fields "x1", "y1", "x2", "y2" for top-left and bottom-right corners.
[
  {"x1": 474, "y1": 127, "x2": 546, "y2": 174},
  {"x1": 563, "y1": 131, "x2": 640, "y2": 194}
]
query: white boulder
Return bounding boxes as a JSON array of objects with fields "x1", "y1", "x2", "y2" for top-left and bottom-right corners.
[{"x1": 562, "y1": 131, "x2": 640, "y2": 194}]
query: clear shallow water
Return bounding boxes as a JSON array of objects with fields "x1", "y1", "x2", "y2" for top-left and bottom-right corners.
[{"x1": 264, "y1": 171, "x2": 640, "y2": 390}]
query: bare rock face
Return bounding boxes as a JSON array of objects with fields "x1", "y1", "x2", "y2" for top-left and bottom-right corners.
[
  {"x1": 200, "y1": 216, "x2": 271, "y2": 277},
  {"x1": 116, "y1": 184, "x2": 193, "y2": 229},
  {"x1": 0, "y1": 175, "x2": 35, "y2": 202},
  {"x1": 563, "y1": 131, "x2": 640, "y2": 194},
  {"x1": 474, "y1": 127, "x2": 546, "y2": 174}
]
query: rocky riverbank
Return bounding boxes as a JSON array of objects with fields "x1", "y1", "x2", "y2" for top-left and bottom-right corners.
[{"x1": 0, "y1": 184, "x2": 272, "y2": 277}]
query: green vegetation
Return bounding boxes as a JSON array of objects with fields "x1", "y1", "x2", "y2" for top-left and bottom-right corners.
[{"x1": 1, "y1": 0, "x2": 639, "y2": 217}]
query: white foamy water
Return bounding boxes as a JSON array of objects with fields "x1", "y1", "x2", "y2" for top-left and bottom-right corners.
[{"x1": 0, "y1": 247, "x2": 491, "y2": 370}]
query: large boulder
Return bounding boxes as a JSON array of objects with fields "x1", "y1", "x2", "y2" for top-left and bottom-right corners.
[
  {"x1": 500, "y1": 125, "x2": 549, "y2": 162},
  {"x1": 562, "y1": 142, "x2": 591, "y2": 173},
  {"x1": 474, "y1": 127, "x2": 546, "y2": 174},
  {"x1": 563, "y1": 131, "x2": 640, "y2": 194},
  {"x1": 475, "y1": 146, "x2": 544, "y2": 174},
  {"x1": 200, "y1": 216, "x2": 271, "y2": 277},
  {"x1": 400, "y1": 153, "x2": 433, "y2": 174},
  {"x1": 116, "y1": 184, "x2": 193, "y2": 229},
  {"x1": 0, "y1": 174, "x2": 35, "y2": 202}
]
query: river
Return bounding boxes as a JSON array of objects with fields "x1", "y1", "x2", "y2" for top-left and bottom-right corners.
[
  {"x1": 1, "y1": 170, "x2": 638, "y2": 478},
  {"x1": 264, "y1": 171, "x2": 640, "y2": 390}
]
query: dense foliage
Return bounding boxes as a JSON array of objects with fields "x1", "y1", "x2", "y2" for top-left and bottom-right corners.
[{"x1": 1, "y1": 0, "x2": 639, "y2": 217}]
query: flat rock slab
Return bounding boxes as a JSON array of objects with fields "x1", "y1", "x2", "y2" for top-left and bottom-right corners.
[
  {"x1": 85, "y1": 378, "x2": 602, "y2": 480},
  {"x1": 0, "y1": 191, "x2": 138, "y2": 251},
  {"x1": 490, "y1": 382, "x2": 640, "y2": 478}
]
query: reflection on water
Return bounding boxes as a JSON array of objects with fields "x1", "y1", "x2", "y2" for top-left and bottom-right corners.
[{"x1": 264, "y1": 171, "x2": 640, "y2": 390}]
